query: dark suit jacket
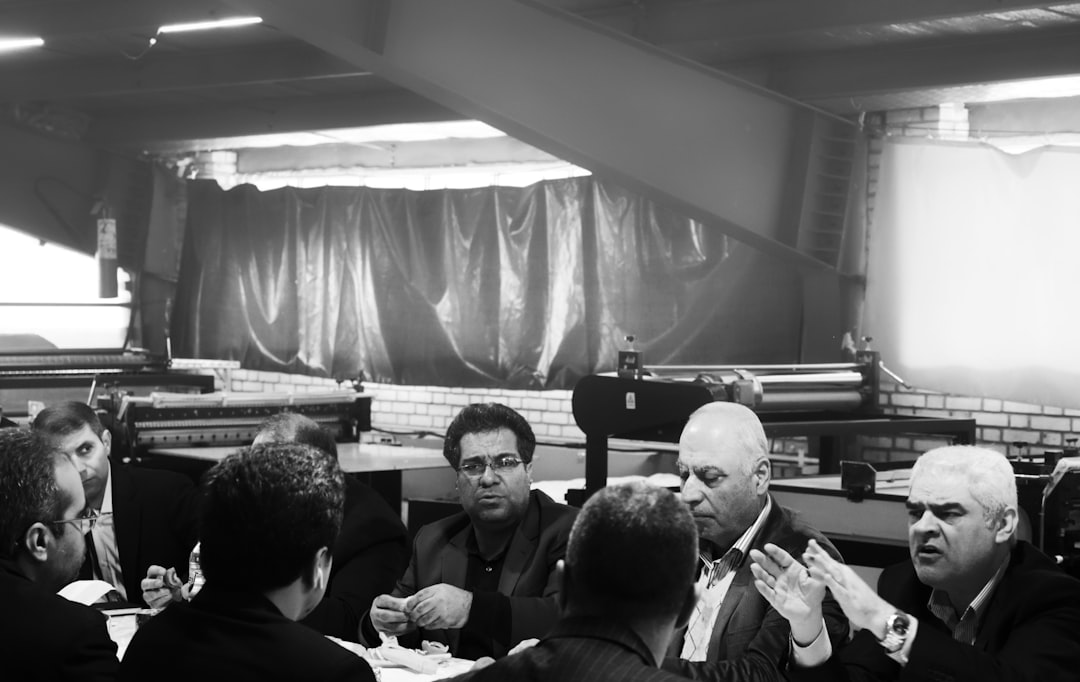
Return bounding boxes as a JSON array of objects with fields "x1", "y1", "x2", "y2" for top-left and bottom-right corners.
[
  {"x1": 109, "y1": 462, "x2": 200, "y2": 604},
  {"x1": 445, "y1": 616, "x2": 693, "y2": 682},
  {"x1": 301, "y1": 476, "x2": 409, "y2": 641},
  {"x1": 118, "y1": 585, "x2": 376, "y2": 682},
  {"x1": 364, "y1": 489, "x2": 577, "y2": 658},
  {"x1": 0, "y1": 560, "x2": 118, "y2": 682},
  {"x1": 791, "y1": 541, "x2": 1080, "y2": 682},
  {"x1": 665, "y1": 499, "x2": 850, "y2": 682}
]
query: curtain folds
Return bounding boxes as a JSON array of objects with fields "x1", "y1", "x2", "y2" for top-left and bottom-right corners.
[{"x1": 173, "y1": 177, "x2": 803, "y2": 389}]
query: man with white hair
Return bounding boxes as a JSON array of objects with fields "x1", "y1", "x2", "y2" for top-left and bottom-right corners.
[
  {"x1": 664, "y1": 402, "x2": 848, "y2": 681},
  {"x1": 753, "y1": 445, "x2": 1080, "y2": 682}
]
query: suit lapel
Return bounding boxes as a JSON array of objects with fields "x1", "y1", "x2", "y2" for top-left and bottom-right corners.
[
  {"x1": 706, "y1": 563, "x2": 750, "y2": 659},
  {"x1": 499, "y1": 493, "x2": 540, "y2": 596},
  {"x1": 443, "y1": 526, "x2": 470, "y2": 592},
  {"x1": 706, "y1": 500, "x2": 782, "y2": 659},
  {"x1": 109, "y1": 462, "x2": 140, "y2": 586}
]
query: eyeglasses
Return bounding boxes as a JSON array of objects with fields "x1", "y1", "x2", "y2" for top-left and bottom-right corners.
[
  {"x1": 458, "y1": 455, "x2": 523, "y2": 478},
  {"x1": 50, "y1": 511, "x2": 112, "y2": 535}
]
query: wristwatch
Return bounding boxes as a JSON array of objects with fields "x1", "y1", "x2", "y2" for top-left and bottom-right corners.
[{"x1": 878, "y1": 611, "x2": 911, "y2": 653}]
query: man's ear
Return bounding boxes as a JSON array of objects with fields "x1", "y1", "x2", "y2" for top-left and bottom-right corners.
[
  {"x1": 22, "y1": 523, "x2": 52, "y2": 564},
  {"x1": 554, "y1": 560, "x2": 568, "y2": 612},
  {"x1": 994, "y1": 507, "x2": 1019, "y2": 544},
  {"x1": 752, "y1": 457, "x2": 771, "y2": 495},
  {"x1": 100, "y1": 429, "x2": 112, "y2": 457},
  {"x1": 303, "y1": 546, "x2": 333, "y2": 591},
  {"x1": 314, "y1": 546, "x2": 332, "y2": 591},
  {"x1": 675, "y1": 582, "x2": 701, "y2": 630}
]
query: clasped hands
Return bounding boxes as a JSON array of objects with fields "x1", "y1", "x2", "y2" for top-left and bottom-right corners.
[
  {"x1": 750, "y1": 539, "x2": 896, "y2": 642},
  {"x1": 371, "y1": 583, "x2": 473, "y2": 635}
]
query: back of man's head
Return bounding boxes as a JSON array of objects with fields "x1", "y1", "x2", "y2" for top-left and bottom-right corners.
[
  {"x1": 32, "y1": 401, "x2": 105, "y2": 440},
  {"x1": 563, "y1": 481, "x2": 698, "y2": 620},
  {"x1": 199, "y1": 443, "x2": 345, "y2": 592},
  {"x1": 0, "y1": 429, "x2": 68, "y2": 562},
  {"x1": 254, "y1": 412, "x2": 338, "y2": 458},
  {"x1": 443, "y1": 402, "x2": 536, "y2": 469}
]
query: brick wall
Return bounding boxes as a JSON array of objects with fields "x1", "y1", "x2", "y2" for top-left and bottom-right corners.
[
  {"x1": 865, "y1": 381, "x2": 1080, "y2": 462},
  {"x1": 207, "y1": 366, "x2": 1080, "y2": 472}
]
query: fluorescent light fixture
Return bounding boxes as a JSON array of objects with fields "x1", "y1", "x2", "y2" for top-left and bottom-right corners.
[
  {"x1": 158, "y1": 16, "x2": 262, "y2": 34},
  {"x1": 0, "y1": 37, "x2": 44, "y2": 52}
]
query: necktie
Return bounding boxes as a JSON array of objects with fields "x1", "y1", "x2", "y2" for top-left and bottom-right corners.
[{"x1": 84, "y1": 528, "x2": 103, "y2": 581}]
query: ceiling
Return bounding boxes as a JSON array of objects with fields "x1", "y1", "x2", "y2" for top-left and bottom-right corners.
[{"x1": 3, "y1": 0, "x2": 1080, "y2": 157}]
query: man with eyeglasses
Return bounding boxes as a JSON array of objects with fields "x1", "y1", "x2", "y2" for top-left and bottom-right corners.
[
  {"x1": 33, "y1": 401, "x2": 199, "y2": 605},
  {"x1": 0, "y1": 428, "x2": 119, "y2": 681},
  {"x1": 364, "y1": 403, "x2": 578, "y2": 659}
]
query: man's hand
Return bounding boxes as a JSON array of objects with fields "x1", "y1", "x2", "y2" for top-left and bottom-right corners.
[
  {"x1": 750, "y1": 543, "x2": 827, "y2": 645},
  {"x1": 405, "y1": 584, "x2": 473, "y2": 630},
  {"x1": 141, "y1": 565, "x2": 184, "y2": 609},
  {"x1": 370, "y1": 594, "x2": 416, "y2": 636},
  {"x1": 804, "y1": 539, "x2": 894, "y2": 637}
]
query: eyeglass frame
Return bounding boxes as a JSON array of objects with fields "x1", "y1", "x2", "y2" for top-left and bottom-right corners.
[
  {"x1": 48, "y1": 510, "x2": 113, "y2": 535},
  {"x1": 457, "y1": 454, "x2": 525, "y2": 479}
]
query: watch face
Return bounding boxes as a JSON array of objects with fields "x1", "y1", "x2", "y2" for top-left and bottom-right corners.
[{"x1": 890, "y1": 612, "x2": 910, "y2": 636}]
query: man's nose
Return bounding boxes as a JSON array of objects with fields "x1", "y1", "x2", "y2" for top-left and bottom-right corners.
[
  {"x1": 680, "y1": 478, "x2": 703, "y2": 505},
  {"x1": 478, "y1": 464, "x2": 499, "y2": 485},
  {"x1": 911, "y1": 510, "x2": 939, "y2": 535}
]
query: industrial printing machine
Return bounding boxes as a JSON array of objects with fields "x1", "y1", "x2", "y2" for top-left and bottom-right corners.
[
  {"x1": 0, "y1": 346, "x2": 370, "y2": 462},
  {"x1": 570, "y1": 350, "x2": 977, "y2": 565},
  {"x1": 570, "y1": 349, "x2": 1080, "y2": 570},
  {"x1": 103, "y1": 388, "x2": 371, "y2": 459},
  {"x1": 0, "y1": 348, "x2": 213, "y2": 422}
]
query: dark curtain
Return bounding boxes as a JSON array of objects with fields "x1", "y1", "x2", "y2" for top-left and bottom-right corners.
[{"x1": 173, "y1": 177, "x2": 803, "y2": 389}]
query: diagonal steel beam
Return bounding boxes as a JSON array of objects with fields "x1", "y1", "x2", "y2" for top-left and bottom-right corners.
[{"x1": 221, "y1": 0, "x2": 849, "y2": 271}]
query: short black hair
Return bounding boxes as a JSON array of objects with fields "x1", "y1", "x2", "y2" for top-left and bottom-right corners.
[
  {"x1": 256, "y1": 412, "x2": 338, "y2": 458},
  {"x1": 443, "y1": 403, "x2": 535, "y2": 469},
  {"x1": 564, "y1": 482, "x2": 698, "y2": 619},
  {"x1": 199, "y1": 443, "x2": 345, "y2": 592},
  {"x1": 0, "y1": 430, "x2": 70, "y2": 560},
  {"x1": 32, "y1": 401, "x2": 106, "y2": 440}
]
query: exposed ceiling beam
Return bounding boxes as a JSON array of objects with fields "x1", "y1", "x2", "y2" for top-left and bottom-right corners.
[
  {"x1": 220, "y1": 0, "x2": 843, "y2": 271},
  {"x1": 762, "y1": 26, "x2": 1080, "y2": 102},
  {"x1": 0, "y1": 43, "x2": 365, "y2": 101},
  {"x1": 576, "y1": 0, "x2": 1080, "y2": 45},
  {"x1": 88, "y1": 89, "x2": 464, "y2": 152},
  {"x1": 236, "y1": 135, "x2": 561, "y2": 172}
]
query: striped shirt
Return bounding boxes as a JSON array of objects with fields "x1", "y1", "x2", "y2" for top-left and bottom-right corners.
[
  {"x1": 680, "y1": 496, "x2": 773, "y2": 661},
  {"x1": 927, "y1": 555, "x2": 1011, "y2": 645}
]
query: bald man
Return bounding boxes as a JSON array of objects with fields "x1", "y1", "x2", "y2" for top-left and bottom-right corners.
[{"x1": 663, "y1": 402, "x2": 849, "y2": 682}]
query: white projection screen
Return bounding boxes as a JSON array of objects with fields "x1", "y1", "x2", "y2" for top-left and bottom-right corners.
[{"x1": 864, "y1": 137, "x2": 1080, "y2": 409}]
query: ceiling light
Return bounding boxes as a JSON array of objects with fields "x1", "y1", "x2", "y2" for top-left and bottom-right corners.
[
  {"x1": 157, "y1": 16, "x2": 262, "y2": 35},
  {"x1": 0, "y1": 37, "x2": 44, "y2": 52}
]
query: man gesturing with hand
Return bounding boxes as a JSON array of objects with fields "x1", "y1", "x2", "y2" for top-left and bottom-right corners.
[{"x1": 752, "y1": 446, "x2": 1080, "y2": 682}]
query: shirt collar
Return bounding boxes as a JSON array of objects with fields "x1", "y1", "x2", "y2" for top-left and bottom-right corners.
[
  {"x1": 700, "y1": 495, "x2": 772, "y2": 569},
  {"x1": 928, "y1": 552, "x2": 1010, "y2": 630},
  {"x1": 99, "y1": 459, "x2": 114, "y2": 515}
]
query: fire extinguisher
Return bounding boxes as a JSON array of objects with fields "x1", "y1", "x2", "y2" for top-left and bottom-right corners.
[{"x1": 96, "y1": 204, "x2": 118, "y2": 299}]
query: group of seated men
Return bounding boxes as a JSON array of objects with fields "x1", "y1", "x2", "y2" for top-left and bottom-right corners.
[{"x1": 1, "y1": 398, "x2": 1079, "y2": 681}]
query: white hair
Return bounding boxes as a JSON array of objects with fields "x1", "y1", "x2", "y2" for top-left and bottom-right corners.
[{"x1": 912, "y1": 445, "x2": 1017, "y2": 524}]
